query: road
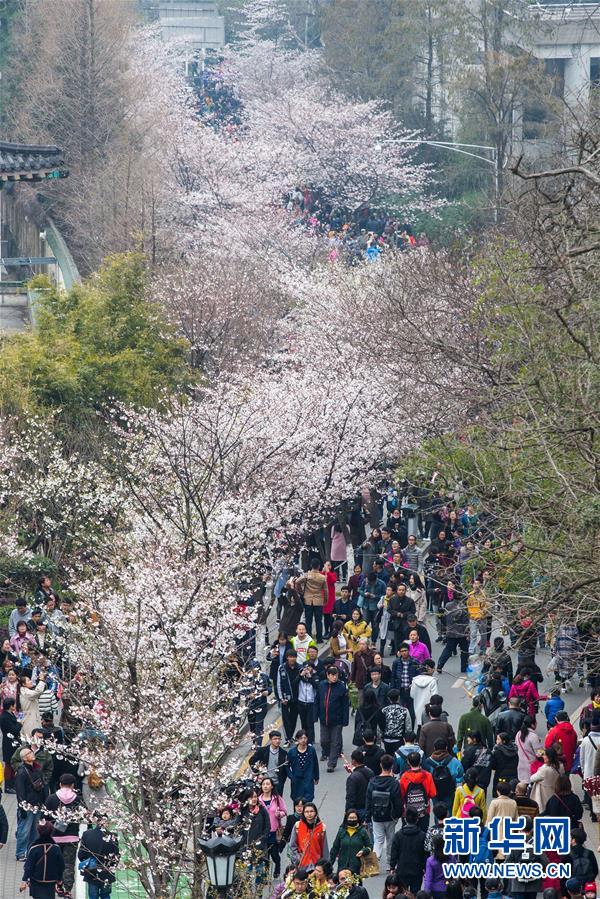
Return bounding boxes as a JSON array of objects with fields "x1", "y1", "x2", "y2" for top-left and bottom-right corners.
[{"x1": 229, "y1": 610, "x2": 598, "y2": 898}]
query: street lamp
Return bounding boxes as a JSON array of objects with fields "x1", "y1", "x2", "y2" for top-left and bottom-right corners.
[
  {"x1": 198, "y1": 834, "x2": 243, "y2": 895},
  {"x1": 397, "y1": 137, "x2": 501, "y2": 224}
]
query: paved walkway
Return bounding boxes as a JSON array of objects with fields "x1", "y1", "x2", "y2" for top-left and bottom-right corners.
[{"x1": 0, "y1": 292, "x2": 29, "y2": 332}]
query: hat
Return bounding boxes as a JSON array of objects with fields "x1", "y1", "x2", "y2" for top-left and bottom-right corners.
[{"x1": 584, "y1": 886, "x2": 596, "y2": 895}]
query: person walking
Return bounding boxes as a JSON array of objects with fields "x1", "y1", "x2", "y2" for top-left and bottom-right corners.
[
  {"x1": 365, "y1": 753, "x2": 402, "y2": 870},
  {"x1": 78, "y1": 816, "x2": 120, "y2": 899},
  {"x1": 289, "y1": 802, "x2": 328, "y2": 871},
  {"x1": 44, "y1": 773, "x2": 86, "y2": 899},
  {"x1": 389, "y1": 807, "x2": 427, "y2": 892},
  {"x1": 20, "y1": 820, "x2": 65, "y2": 899},
  {"x1": 316, "y1": 666, "x2": 349, "y2": 772},
  {"x1": 329, "y1": 810, "x2": 372, "y2": 875},
  {"x1": 250, "y1": 730, "x2": 288, "y2": 796},
  {"x1": 344, "y1": 749, "x2": 374, "y2": 819},
  {"x1": 399, "y1": 751, "x2": 437, "y2": 834},
  {"x1": 258, "y1": 776, "x2": 287, "y2": 879},
  {"x1": 279, "y1": 650, "x2": 302, "y2": 745},
  {"x1": 437, "y1": 596, "x2": 470, "y2": 674},
  {"x1": 287, "y1": 731, "x2": 319, "y2": 803}
]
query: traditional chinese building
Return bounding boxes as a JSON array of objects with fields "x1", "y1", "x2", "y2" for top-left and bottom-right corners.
[{"x1": 0, "y1": 141, "x2": 68, "y2": 185}]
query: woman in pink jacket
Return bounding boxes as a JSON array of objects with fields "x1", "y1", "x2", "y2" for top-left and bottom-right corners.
[
  {"x1": 259, "y1": 777, "x2": 287, "y2": 878},
  {"x1": 508, "y1": 672, "x2": 547, "y2": 723}
]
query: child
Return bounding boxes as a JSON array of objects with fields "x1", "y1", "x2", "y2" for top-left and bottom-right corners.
[
  {"x1": 544, "y1": 687, "x2": 565, "y2": 730},
  {"x1": 584, "y1": 884, "x2": 597, "y2": 899}
]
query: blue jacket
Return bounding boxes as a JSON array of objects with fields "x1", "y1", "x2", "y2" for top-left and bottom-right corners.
[
  {"x1": 316, "y1": 680, "x2": 350, "y2": 727},
  {"x1": 393, "y1": 743, "x2": 423, "y2": 775},
  {"x1": 359, "y1": 577, "x2": 386, "y2": 611},
  {"x1": 287, "y1": 744, "x2": 320, "y2": 785},
  {"x1": 544, "y1": 695, "x2": 565, "y2": 726},
  {"x1": 391, "y1": 657, "x2": 419, "y2": 691},
  {"x1": 423, "y1": 753, "x2": 464, "y2": 785},
  {"x1": 470, "y1": 825, "x2": 492, "y2": 863}
]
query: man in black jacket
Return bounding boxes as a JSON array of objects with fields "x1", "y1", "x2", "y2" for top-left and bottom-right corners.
[
  {"x1": 78, "y1": 816, "x2": 120, "y2": 898},
  {"x1": 361, "y1": 730, "x2": 385, "y2": 776},
  {"x1": 389, "y1": 807, "x2": 427, "y2": 892},
  {"x1": 495, "y1": 697, "x2": 526, "y2": 739},
  {"x1": 278, "y1": 650, "x2": 302, "y2": 745},
  {"x1": 249, "y1": 730, "x2": 288, "y2": 795},
  {"x1": 345, "y1": 749, "x2": 374, "y2": 818},
  {"x1": 388, "y1": 586, "x2": 416, "y2": 654}
]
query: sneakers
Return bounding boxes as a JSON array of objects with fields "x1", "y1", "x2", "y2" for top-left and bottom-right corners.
[{"x1": 326, "y1": 766, "x2": 335, "y2": 773}]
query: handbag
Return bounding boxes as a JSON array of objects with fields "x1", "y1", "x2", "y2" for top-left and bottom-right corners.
[{"x1": 360, "y1": 850, "x2": 380, "y2": 878}]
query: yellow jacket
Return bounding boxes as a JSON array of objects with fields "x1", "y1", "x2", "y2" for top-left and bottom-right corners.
[
  {"x1": 467, "y1": 589, "x2": 489, "y2": 620},
  {"x1": 343, "y1": 620, "x2": 372, "y2": 658},
  {"x1": 452, "y1": 783, "x2": 487, "y2": 819}
]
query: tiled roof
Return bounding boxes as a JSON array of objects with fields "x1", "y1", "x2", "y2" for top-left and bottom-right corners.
[{"x1": 0, "y1": 141, "x2": 68, "y2": 181}]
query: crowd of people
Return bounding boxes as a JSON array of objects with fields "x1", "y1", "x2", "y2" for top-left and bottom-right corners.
[
  {"x1": 190, "y1": 58, "x2": 429, "y2": 263},
  {"x1": 0, "y1": 577, "x2": 119, "y2": 899},
  {"x1": 207, "y1": 482, "x2": 600, "y2": 899}
]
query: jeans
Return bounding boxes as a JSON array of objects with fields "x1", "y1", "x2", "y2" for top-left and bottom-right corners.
[
  {"x1": 304, "y1": 605, "x2": 323, "y2": 642},
  {"x1": 438, "y1": 637, "x2": 469, "y2": 672},
  {"x1": 372, "y1": 819, "x2": 397, "y2": 866},
  {"x1": 469, "y1": 619, "x2": 487, "y2": 655},
  {"x1": 88, "y1": 884, "x2": 112, "y2": 899},
  {"x1": 16, "y1": 810, "x2": 41, "y2": 858},
  {"x1": 320, "y1": 722, "x2": 343, "y2": 768}
]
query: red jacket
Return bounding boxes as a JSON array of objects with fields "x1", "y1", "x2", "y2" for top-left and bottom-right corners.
[
  {"x1": 399, "y1": 768, "x2": 437, "y2": 812},
  {"x1": 545, "y1": 720, "x2": 578, "y2": 772},
  {"x1": 322, "y1": 570, "x2": 337, "y2": 614}
]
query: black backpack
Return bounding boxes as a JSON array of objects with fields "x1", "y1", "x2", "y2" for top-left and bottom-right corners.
[
  {"x1": 431, "y1": 759, "x2": 454, "y2": 799},
  {"x1": 404, "y1": 780, "x2": 428, "y2": 816},
  {"x1": 371, "y1": 787, "x2": 393, "y2": 822}
]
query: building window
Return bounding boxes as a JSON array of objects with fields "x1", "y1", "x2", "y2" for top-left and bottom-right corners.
[{"x1": 591, "y1": 58, "x2": 600, "y2": 87}]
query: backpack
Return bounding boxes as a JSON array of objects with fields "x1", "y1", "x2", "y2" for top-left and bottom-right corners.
[
  {"x1": 371, "y1": 788, "x2": 393, "y2": 822},
  {"x1": 404, "y1": 780, "x2": 428, "y2": 816},
  {"x1": 457, "y1": 786, "x2": 477, "y2": 818},
  {"x1": 431, "y1": 759, "x2": 454, "y2": 799}
]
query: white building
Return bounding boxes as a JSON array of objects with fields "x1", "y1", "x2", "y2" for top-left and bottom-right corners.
[
  {"x1": 157, "y1": 0, "x2": 225, "y2": 53},
  {"x1": 525, "y1": 3, "x2": 600, "y2": 110}
]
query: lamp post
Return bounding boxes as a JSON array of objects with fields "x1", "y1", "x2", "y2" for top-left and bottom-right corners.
[
  {"x1": 397, "y1": 137, "x2": 501, "y2": 224},
  {"x1": 198, "y1": 833, "x2": 243, "y2": 897}
]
